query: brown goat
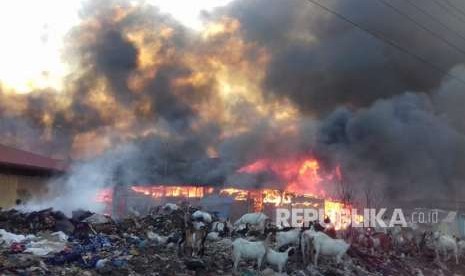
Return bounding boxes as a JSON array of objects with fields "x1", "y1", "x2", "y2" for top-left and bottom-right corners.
[{"x1": 178, "y1": 219, "x2": 208, "y2": 257}]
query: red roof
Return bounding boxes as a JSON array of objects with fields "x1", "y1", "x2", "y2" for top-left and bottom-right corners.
[{"x1": 0, "y1": 144, "x2": 67, "y2": 172}]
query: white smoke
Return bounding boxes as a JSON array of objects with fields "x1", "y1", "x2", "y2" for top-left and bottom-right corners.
[{"x1": 20, "y1": 144, "x2": 140, "y2": 216}]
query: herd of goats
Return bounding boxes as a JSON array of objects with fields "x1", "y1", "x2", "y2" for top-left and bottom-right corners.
[{"x1": 149, "y1": 203, "x2": 465, "y2": 273}]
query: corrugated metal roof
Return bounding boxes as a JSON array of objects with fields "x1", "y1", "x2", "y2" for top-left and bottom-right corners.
[{"x1": 0, "y1": 144, "x2": 67, "y2": 172}]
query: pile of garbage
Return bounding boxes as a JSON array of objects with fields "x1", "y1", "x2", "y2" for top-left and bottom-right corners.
[
  {"x1": 0, "y1": 207, "x2": 231, "y2": 275},
  {"x1": 1, "y1": 207, "x2": 464, "y2": 276}
]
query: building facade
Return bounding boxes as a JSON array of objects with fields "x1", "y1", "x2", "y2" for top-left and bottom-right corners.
[{"x1": 0, "y1": 144, "x2": 66, "y2": 209}]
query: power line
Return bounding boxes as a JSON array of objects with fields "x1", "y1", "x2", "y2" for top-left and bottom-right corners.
[
  {"x1": 430, "y1": 0, "x2": 465, "y2": 25},
  {"x1": 404, "y1": 0, "x2": 465, "y2": 44},
  {"x1": 375, "y1": 0, "x2": 465, "y2": 58},
  {"x1": 304, "y1": 0, "x2": 465, "y2": 86},
  {"x1": 443, "y1": 0, "x2": 465, "y2": 21}
]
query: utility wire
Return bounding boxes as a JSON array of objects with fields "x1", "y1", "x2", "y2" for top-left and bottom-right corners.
[
  {"x1": 430, "y1": 0, "x2": 465, "y2": 25},
  {"x1": 404, "y1": 0, "x2": 465, "y2": 44},
  {"x1": 304, "y1": 0, "x2": 465, "y2": 86},
  {"x1": 443, "y1": 0, "x2": 465, "y2": 22},
  {"x1": 376, "y1": 0, "x2": 465, "y2": 57}
]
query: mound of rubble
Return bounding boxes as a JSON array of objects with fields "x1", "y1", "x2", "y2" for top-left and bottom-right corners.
[{"x1": 0, "y1": 208, "x2": 464, "y2": 276}]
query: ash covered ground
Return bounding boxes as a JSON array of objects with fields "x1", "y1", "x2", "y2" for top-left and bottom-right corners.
[{"x1": 1, "y1": 205, "x2": 464, "y2": 276}]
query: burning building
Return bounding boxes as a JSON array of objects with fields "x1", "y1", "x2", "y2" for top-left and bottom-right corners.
[
  {"x1": 98, "y1": 156, "x2": 352, "y2": 227},
  {"x1": 0, "y1": 144, "x2": 66, "y2": 209}
]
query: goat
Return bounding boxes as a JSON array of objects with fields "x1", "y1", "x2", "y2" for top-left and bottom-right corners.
[
  {"x1": 192, "y1": 210, "x2": 212, "y2": 224},
  {"x1": 302, "y1": 228, "x2": 349, "y2": 266},
  {"x1": 162, "y1": 203, "x2": 179, "y2": 213},
  {"x1": 390, "y1": 226, "x2": 417, "y2": 253},
  {"x1": 212, "y1": 220, "x2": 231, "y2": 237},
  {"x1": 178, "y1": 221, "x2": 208, "y2": 257},
  {"x1": 192, "y1": 226, "x2": 208, "y2": 256},
  {"x1": 309, "y1": 220, "x2": 325, "y2": 232},
  {"x1": 276, "y1": 228, "x2": 301, "y2": 248},
  {"x1": 233, "y1": 223, "x2": 250, "y2": 237},
  {"x1": 431, "y1": 232, "x2": 459, "y2": 264},
  {"x1": 277, "y1": 222, "x2": 294, "y2": 232},
  {"x1": 234, "y1": 212, "x2": 268, "y2": 232},
  {"x1": 265, "y1": 246, "x2": 294, "y2": 273},
  {"x1": 232, "y1": 234, "x2": 271, "y2": 273},
  {"x1": 246, "y1": 224, "x2": 265, "y2": 237},
  {"x1": 323, "y1": 223, "x2": 337, "y2": 239},
  {"x1": 357, "y1": 228, "x2": 392, "y2": 254}
]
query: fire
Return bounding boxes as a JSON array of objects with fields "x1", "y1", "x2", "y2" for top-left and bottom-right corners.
[
  {"x1": 96, "y1": 157, "x2": 359, "y2": 228},
  {"x1": 298, "y1": 159, "x2": 321, "y2": 180},
  {"x1": 324, "y1": 200, "x2": 345, "y2": 229},
  {"x1": 219, "y1": 188, "x2": 293, "y2": 211},
  {"x1": 103, "y1": 157, "x2": 346, "y2": 213},
  {"x1": 324, "y1": 200, "x2": 364, "y2": 230},
  {"x1": 95, "y1": 188, "x2": 113, "y2": 203},
  {"x1": 0, "y1": 2, "x2": 303, "y2": 160},
  {"x1": 219, "y1": 188, "x2": 248, "y2": 200},
  {"x1": 238, "y1": 157, "x2": 336, "y2": 197},
  {"x1": 202, "y1": 17, "x2": 240, "y2": 39},
  {"x1": 131, "y1": 185, "x2": 213, "y2": 199}
]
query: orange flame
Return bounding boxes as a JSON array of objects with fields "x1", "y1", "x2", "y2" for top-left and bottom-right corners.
[
  {"x1": 95, "y1": 188, "x2": 113, "y2": 203},
  {"x1": 95, "y1": 157, "x2": 361, "y2": 228},
  {"x1": 130, "y1": 185, "x2": 214, "y2": 199},
  {"x1": 238, "y1": 157, "x2": 336, "y2": 197}
]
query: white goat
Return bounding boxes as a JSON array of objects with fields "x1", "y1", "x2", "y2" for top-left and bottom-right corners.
[
  {"x1": 302, "y1": 229, "x2": 350, "y2": 266},
  {"x1": 162, "y1": 203, "x2": 179, "y2": 212},
  {"x1": 265, "y1": 247, "x2": 294, "y2": 273},
  {"x1": 232, "y1": 238, "x2": 267, "y2": 272},
  {"x1": 276, "y1": 228, "x2": 301, "y2": 248},
  {"x1": 234, "y1": 213, "x2": 268, "y2": 230},
  {"x1": 432, "y1": 232, "x2": 458, "y2": 264},
  {"x1": 192, "y1": 210, "x2": 212, "y2": 223}
]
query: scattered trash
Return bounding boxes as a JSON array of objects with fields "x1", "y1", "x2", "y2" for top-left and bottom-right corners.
[
  {"x1": 0, "y1": 229, "x2": 35, "y2": 246},
  {"x1": 0, "y1": 207, "x2": 464, "y2": 275},
  {"x1": 24, "y1": 239, "x2": 67, "y2": 256},
  {"x1": 82, "y1": 213, "x2": 112, "y2": 224}
]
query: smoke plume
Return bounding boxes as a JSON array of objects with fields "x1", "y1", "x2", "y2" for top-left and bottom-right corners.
[{"x1": 3, "y1": 0, "x2": 465, "y2": 211}]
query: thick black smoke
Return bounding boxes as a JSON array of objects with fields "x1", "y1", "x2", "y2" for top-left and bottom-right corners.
[
  {"x1": 4, "y1": 0, "x2": 465, "y2": 211},
  {"x1": 219, "y1": 0, "x2": 465, "y2": 115},
  {"x1": 211, "y1": 0, "x2": 465, "y2": 205},
  {"x1": 316, "y1": 90, "x2": 465, "y2": 204}
]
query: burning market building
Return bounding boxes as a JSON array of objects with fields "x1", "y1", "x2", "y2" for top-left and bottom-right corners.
[{"x1": 99, "y1": 156, "x2": 345, "y2": 224}]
